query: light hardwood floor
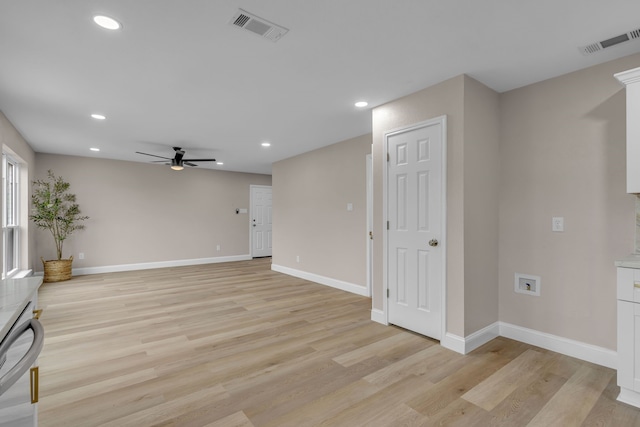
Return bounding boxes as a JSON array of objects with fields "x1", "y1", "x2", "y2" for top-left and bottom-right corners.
[{"x1": 36, "y1": 258, "x2": 640, "y2": 426}]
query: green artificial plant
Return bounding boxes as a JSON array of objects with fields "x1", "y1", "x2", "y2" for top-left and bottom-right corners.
[{"x1": 30, "y1": 170, "x2": 89, "y2": 260}]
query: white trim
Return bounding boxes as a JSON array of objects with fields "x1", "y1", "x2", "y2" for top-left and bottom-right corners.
[
  {"x1": 271, "y1": 264, "x2": 369, "y2": 296},
  {"x1": 440, "y1": 321, "x2": 615, "y2": 369},
  {"x1": 618, "y1": 388, "x2": 640, "y2": 408},
  {"x1": 366, "y1": 153, "x2": 373, "y2": 298},
  {"x1": 499, "y1": 321, "x2": 617, "y2": 369},
  {"x1": 615, "y1": 66, "x2": 640, "y2": 86},
  {"x1": 34, "y1": 255, "x2": 251, "y2": 277},
  {"x1": 466, "y1": 322, "x2": 500, "y2": 353},
  {"x1": 11, "y1": 269, "x2": 32, "y2": 279},
  {"x1": 370, "y1": 308, "x2": 387, "y2": 325},
  {"x1": 440, "y1": 117, "x2": 448, "y2": 343},
  {"x1": 382, "y1": 115, "x2": 448, "y2": 340},
  {"x1": 441, "y1": 333, "x2": 465, "y2": 354},
  {"x1": 441, "y1": 323, "x2": 499, "y2": 355}
]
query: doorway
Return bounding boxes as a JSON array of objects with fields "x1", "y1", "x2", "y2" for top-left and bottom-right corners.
[
  {"x1": 384, "y1": 116, "x2": 446, "y2": 340},
  {"x1": 250, "y1": 185, "x2": 272, "y2": 258}
]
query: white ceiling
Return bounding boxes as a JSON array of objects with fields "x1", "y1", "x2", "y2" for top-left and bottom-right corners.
[{"x1": 1, "y1": 1, "x2": 640, "y2": 175}]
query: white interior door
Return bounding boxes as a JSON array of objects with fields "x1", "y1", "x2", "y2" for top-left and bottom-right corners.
[
  {"x1": 386, "y1": 117, "x2": 445, "y2": 340},
  {"x1": 251, "y1": 185, "x2": 272, "y2": 258}
]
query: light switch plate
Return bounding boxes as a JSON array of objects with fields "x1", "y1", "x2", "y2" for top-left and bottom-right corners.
[{"x1": 552, "y1": 216, "x2": 564, "y2": 232}]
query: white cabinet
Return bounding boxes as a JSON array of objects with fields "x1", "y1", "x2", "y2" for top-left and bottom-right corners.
[
  {"x1": 615, "y1": 66, "x2": 640, "y2": 194},
  {"x1": 617, "y1": 267, "x2": 640, "y2": 408}
]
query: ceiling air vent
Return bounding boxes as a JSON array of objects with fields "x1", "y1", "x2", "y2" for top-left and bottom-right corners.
[
  {"x1": 580, "y1": 27, "x2": 640, "y2": 55},
  {"x1": 230, "y1": 9, "x2": 288, "y2": 42}
]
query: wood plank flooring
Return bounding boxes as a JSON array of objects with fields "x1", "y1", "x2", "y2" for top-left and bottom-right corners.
[{"x1": 35, "y1": 258, "x2": 640, "y2": 426}]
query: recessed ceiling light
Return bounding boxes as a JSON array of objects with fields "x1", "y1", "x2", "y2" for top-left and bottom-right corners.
[
  {"x1": 93, "y1": 15, "x2": 121, "y2": 30},
  {"x1": 217, "y1": 162, "x2": 224, "y2": 165},
  {"x1": 90, "y1": 148, "x2": 100, "y2": 152},
  {"x1": 261, "y1": 142, "x2": 271, "y2": 147},
  {"x1": 355, "y1": 101, "x2": 368, "y2": 108},
  {"x1": 91, "y1": 113, "x2": 106, "y2": 120}
]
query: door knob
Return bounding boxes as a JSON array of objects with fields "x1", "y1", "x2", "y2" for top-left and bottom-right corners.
[{"x1": 429, "y1": 239, "x2": 439, "y2": 247}]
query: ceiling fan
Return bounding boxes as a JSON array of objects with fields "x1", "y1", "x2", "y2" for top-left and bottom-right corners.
[{"x1": 135, "y1": 147, "x2": 216, "y2": 171}]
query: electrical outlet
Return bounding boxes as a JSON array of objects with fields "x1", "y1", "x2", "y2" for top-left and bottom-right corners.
[
  {"x1": 296, "y1": 255, "x2": 300, "y2": 263},
  {"x1": 216, "y1": 245, "x2": 220, "y2": 251},
  {"x1": 78, "y1": 252, "x2": 85, "y2": 260}
]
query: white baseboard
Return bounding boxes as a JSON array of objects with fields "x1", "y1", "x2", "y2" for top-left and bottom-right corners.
[
  {"x1": 441, "y1": 322, "x2": 500, "y2": 355},
  {"x1": 370, "y1": 308, "x2": 387, "y2": 325},
  {"x1": 34, "y1": 255, "x2": 252, "y2": 277},
  {"x1": 467, "y1": 322, "x2": 500, "y2": 353},
  {"x1": 439, "y1": 322, "x2": 500, "y2": 355},
  {"x1": 618, "y1": 388, "x2": 640, "y2": 408},
  {"x1": 499, "y1": 321, "x2": 617, "y2": 369},
  {"x1": 271, "y1": 264, "x2": 369, "y2": 297},
  {"x1": 398, "y1": 318, "x2": 616, "y2": 369},
  {"x1": 440, "y1": 333, "x2": 465, "y2": 354}
]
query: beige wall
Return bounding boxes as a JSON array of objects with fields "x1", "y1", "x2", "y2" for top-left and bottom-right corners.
[
  {"x1": 34, "y1": 154, "x2": 271, "y2": 269},
  {"x1": 272, "y1": 134, "x2": 371, "y2": 288},
  {"x1": 372, "y1": 75, "x2": 468, "y2": 336},
  {"x1": 463, "y1": 76, "x2": 500, "y2": 333},
  {"x1": 0, "y1": 111, "x2": 36, "y2": 274},
  {"x1": 499, "y1": 53, "x2": 640, "y2": 350}
]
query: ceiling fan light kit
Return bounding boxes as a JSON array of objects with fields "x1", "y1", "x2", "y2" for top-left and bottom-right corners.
[{"x1": 135, "y1": 147, "x2": 216, "y2": 171}]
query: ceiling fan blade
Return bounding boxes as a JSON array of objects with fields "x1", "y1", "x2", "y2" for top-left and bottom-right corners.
[
  {"x1": 183, "y1": 162, "x2": 198, "y2": 167},
  {"x1": 182, "y1": 158, "x2": 216, "y2": 162},
  {"x1": 136, "y1": 151, "x2": 171, "y2": 160}
]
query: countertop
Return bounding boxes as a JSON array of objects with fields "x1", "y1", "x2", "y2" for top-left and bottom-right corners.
[
  {"x1": 0, "y1": 276, "x2": 43, "y2": 340},
  {"x1": 615, "y1": 254, "x2": 640, "y2": 269}
]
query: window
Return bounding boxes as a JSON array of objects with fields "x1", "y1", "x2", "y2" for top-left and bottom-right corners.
[{"x1": 3, "y1": 154, "x2": 20, "y2": 278}]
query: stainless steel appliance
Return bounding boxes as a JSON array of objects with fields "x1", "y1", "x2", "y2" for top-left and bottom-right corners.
[{"x1": 0, "y1": 301, "x2": 44, "y2": 427}]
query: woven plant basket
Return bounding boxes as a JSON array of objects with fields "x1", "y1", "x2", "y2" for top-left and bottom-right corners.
[{"x1": 41, "y1": 256, "x2": 73, "y2": 283}]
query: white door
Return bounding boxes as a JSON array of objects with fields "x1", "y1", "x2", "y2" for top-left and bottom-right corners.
[
  {"x1": 251, "y1": 185, "x2": 272, "y2": 257},
  {"x1": 386, "y1": 117, "x2": 445, "y2": 340}
]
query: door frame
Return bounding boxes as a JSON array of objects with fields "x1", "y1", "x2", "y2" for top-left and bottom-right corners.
[
  {"x1": 249, "y1": 185, "x2": 273, "y2": 258},
  {"x1": 366, "y1": 153, "x2": 373, "y2": 297},
  {"x1": 382, "y1": 115, "x2": 447, "y2": 339}
]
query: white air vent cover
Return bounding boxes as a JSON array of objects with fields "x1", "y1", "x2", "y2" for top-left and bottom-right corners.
[
  {"x1": 230, "y1": 9, "x2": 288, "y2": 42},
  {"x1": 580, "y1": 27, "x2": 640, "y2": 55}
]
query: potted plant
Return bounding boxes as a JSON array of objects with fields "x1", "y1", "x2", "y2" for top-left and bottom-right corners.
[{"x1": 30, "y1": 170, "x2": 89, "y2": 282}]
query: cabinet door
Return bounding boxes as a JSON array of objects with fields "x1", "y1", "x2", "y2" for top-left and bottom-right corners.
[
  {"x1": 627, "y1": 82, "x2": 640, "y2": 193},
  {"x1": 618, "y1": 300, "x2": 640, "y2": 392}
]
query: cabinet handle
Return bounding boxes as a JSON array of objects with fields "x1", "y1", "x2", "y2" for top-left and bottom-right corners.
[
  {"x1": 33, "y1": 309, "x2": 43, "y2": 319},
  {"x1": 30, "y1": 366, "x2": 39, "y2": 404}
]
